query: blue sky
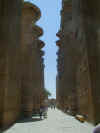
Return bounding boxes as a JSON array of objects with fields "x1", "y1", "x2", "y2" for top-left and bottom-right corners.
[{"x1": 25, "y1": 0, "x2": 62, "y2": 98}]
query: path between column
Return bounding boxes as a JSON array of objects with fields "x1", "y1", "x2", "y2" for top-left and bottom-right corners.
[{"x1": 4, "y1": 108, "x2": 94, "y2": 133}]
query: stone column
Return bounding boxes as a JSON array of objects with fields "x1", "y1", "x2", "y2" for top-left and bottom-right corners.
[
  {"x1": 56, "y1": 0, "x2": 77, "y2": 114},
  {"x1": 56, "y1": 34, "x2": 63, "y2": 109},
  {"x1": 0, "y1": 0, "x2": 22, "y2": 128},
  {"x1": 32, "y1": 39, "x2": 45, "y2": 112},
  {"x1": 21, "y1": 2, "x2": 45, "y2": 117},
  {"x1": 80, "y1": 0, "x2": 100, "y2": 124},
  {"x1": 72, "y1": 0, "x2": 100, "y2": 124},
  {"x1": 21, "y1": 2, "x2": 41, "y2": 117}
]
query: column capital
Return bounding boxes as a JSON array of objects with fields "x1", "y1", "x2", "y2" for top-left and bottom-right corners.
[
  {"x1": 37, "y1": 40, "x2": 45, "y2": 49},
  {"x1": 32, "y1": 25, "x2": 43, "y2": 38},
  {"x1": 56, "y1": 40, "x2": 61, "y2": 47},
  {"x1": 23, "y1": 2, "x2": 41, "y2": 22}
]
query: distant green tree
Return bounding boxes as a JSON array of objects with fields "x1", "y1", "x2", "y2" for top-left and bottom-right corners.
[{"x1": 43, "y1": 89, "x2": 51, "y2": 98}]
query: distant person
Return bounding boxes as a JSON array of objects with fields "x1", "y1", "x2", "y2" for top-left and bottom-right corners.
[
  {"x1": 40, "y1": 107, "x2": 43, "y2": 119},
  {"x1": 93, "y1": 124, "x2": 100, "y2": 133}
]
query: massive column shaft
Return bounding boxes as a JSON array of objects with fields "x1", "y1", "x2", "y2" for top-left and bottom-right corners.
[
  {"x1": 21, "y1": 2, "x2": 41, "y2": 117},
  {"x1": 0, "y1": 0, "x2": 22, "y2": 128},
  {"x1": 21, "y1": 2, "x2": 45, "y2": 117},
  {"x1": 57, "y1": 0, "x2": 100, "y2": 124},
  {"x1": 80, "y1": 0, "x2": 100, "y2": 124},
  {"x1": 56, "y1": 0, "x2": 77, "y2": 114}
]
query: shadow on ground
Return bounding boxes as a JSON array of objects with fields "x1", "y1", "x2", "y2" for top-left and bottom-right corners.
[
  {"x1": 17, "y1": 117, "x2": 42, "y2": 123},
  {"x1": 2, "y1": 117, "x2": 42, "y2": 132},
  {"x1": 1, "y1": 123, "x2": 15, "y2": 133}
]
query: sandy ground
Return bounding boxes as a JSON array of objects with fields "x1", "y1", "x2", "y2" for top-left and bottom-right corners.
[{"x1": 4, "y1": 108, "x2": 94, "y2": 133}]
